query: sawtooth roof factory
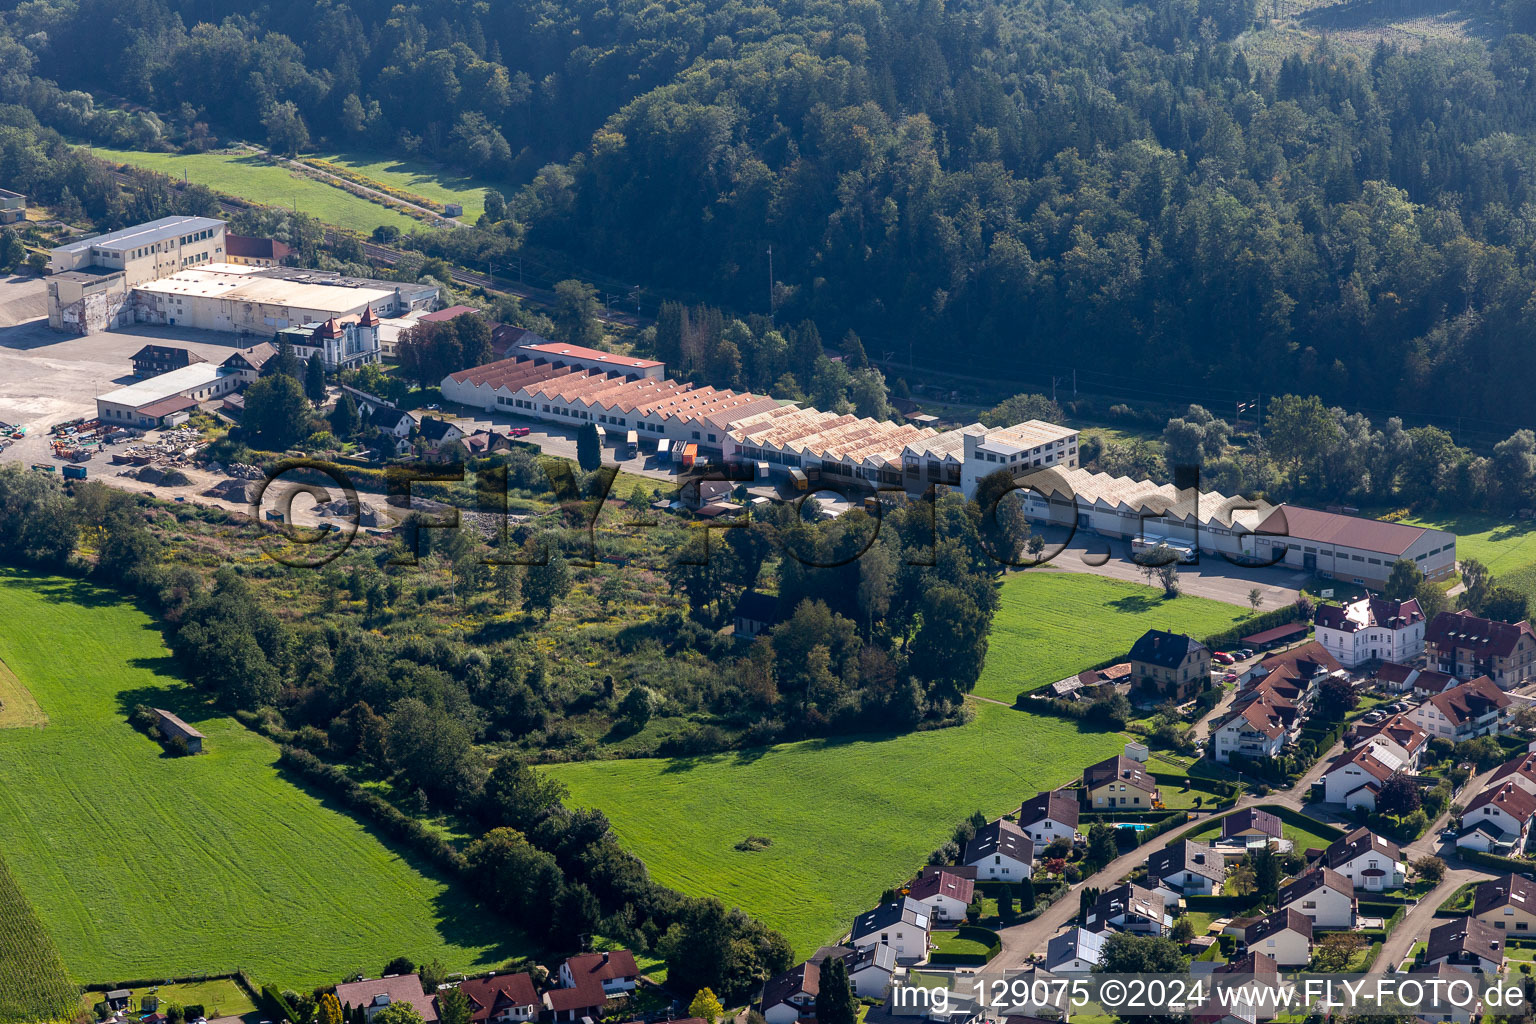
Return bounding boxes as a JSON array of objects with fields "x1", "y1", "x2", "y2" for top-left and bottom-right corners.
[{"x1": 47, "y1": 216, "x2": 437, "y2": 335}]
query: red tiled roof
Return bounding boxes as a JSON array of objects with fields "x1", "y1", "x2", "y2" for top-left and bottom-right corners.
[
  {"x1": 908, "y1": 869, "x2": 975, "y2": 906},
  {"x1": 1425, "y1": 676, "x2": 1512, "y2": 726},
  {"x1": 519, "y1": 341, "x2": 661, "y2": 370},
  {"x1": 545, "y1": 978, "x2": 605, "y2": 1013},
  {"x1": 459, "y1": 974, "x2": 538, "y2": 1024},
  {"x1": 564, "y1": 950, "x2": 638, "y2": 984},
  {"x1": 1256, "y1": 505, "x2": 1439, "y2": 557},
  {"x1": 1427, "y1": 609, "x2": 1536, "y2": 659},
  {"x1": 136, "y1": 394, "x2": 201, "y2": 418},
  {"x1": 420, "y1": 304, "x2": 482, "y2": 322}
]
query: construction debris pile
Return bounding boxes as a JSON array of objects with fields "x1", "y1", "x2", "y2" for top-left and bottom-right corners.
[{"x1": 108, "y1": 427, "x2": 205, "y2": 468}]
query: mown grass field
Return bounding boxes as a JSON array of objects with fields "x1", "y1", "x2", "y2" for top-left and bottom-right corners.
[
  {"x1": 973, "y1": 572, "x2": 1253, "y2": 701},
  {"x1": 0, "y1": 568, "x2": 522, "y2": 987},
  {"x1": 88, "y1": 147, "x2": 422, "y2": 235},
  {"x1": 1400, "y1": 511, "x2": 1536, "y2": 602},
  {"x1": 0, "y1": 654, "x2": 45, "y2": 728},
  {"x1": 312, "y1": 151, "x2": 498, "y2": 222},
  {"x1": 549, "y1": 700, "x2": 1125, "y2": 956}
]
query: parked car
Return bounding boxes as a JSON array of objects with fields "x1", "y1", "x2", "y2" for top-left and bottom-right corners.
[
  {"x1": 426, "y1": 403, "x2": 442, "y2": 411},
  {"x1": 1222, "y1": 672, "x2": 1239, "y2": 683},
  {"x1": 1235, "y1": 648, "x2": 1254, "y2": 659},
  {"x1": 1214, "y1": 652, "x2": 1235, "y2": 665}
]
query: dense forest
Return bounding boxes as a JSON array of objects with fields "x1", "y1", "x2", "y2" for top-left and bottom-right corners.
[{"x1": 8, "y1": 0, "x2": 1536, "y2": 425}]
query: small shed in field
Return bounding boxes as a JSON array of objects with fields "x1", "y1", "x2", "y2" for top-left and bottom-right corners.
[{"x1": 153, "y1": 708, "x2": 206, "y2": 754}]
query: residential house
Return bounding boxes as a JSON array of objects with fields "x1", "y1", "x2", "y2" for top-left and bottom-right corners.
[
  {"x1": 1426, "y1": 917, "x2": 1505, "y2": 974},
  {"x1": 1243, "y1": 908, "x2": 1314, "y2": 967},
  {"x1": 1348, "y1": 714, "x2": 1430, "y2": 770},
  {"x1": 1375, "y1": 663, "x2": 1419, "y2": 693},
  {"x1": 1241, "y1": 642, "x2": 1341, "y2": 700},
  {"x1": 760, "y1": 962, "x2": 821, "y2": 1024},
  {"x1": 1044, "y1": 927, "x2": 1106, "y2": 973},
  {"x1": 1276, "y1": 868, "x2": 1356, "y2": 929},
  {"x1": 335, "y1": 976, "x2": 441, "y2": 1023},
  {"x1": 369, "y1": 404, "x2": 415, "y2": 438},
  {"x1": 908, "y1": 869, "x2": 974, "y2": 924},
  {"x1": 1314, "y1": 596, "x2": 1425, "y2": 668},
  {"x1": 1194, "y1": 952, "x2": 1282, "y2": 1024},
  {"x1": 1083, "y1": 883, "x2": 1172, "y2": 936},
  {"x1": 457, "y1": 973, "x2": 540, "y2": 1024},
  {"x1": 1321, "y1": 827, "x2": 1404, "y2": 891},
  {"x1": 1486, "y1": 752, "x2": 1536, "y2": 799},
  {"x1": 220, "y1": 342, "x2": 276, "y2": 383},
  {"x1": 1221, "y1": 808, "x2": 1283, "y2": 849},
  {"x1": 1083, "y1": 755, "x2": 1160, "y2": 810},
  {"x1": 0, "y1": 187, "x2": 24, "y2": 224},
  {"x1": 1146, "y1": 841, "x2": 1227, "y2": 896},
  {"x1": 1018, "y1": 790, "x2": 1081, "y2": 850},
  {"x1": 560, "y1": 950, "x2": 638, "y2": 997},
  {"x1": 1128, "y1": 629, "x2": 1212, "y2": 701},
  {"x1": 1413, "y1": 669, "x2": 1461, "y2": 698},
  {"x1": 734, "y1": 591, "x2": 781, "y2": 640},
  {"x1": 849, "y1": 897, "x2": 931, "y2": 965},
  {"x1": 458, "y1": 429, "x2": 518, "y2": 457},
  {"x1": 1408, "y1": 963, "x2": 1484, "y2": 1024},
  {"x1": 1457, "y1": 781, "x2": 1536, "y2": 855},
  {"x1": 131, "y1": 344, "x2": 205, "y2": 378},
  {"x1": 1320, "y1": 742, "x2": 1405, "y2": 812},
  {"x1": 1473, "y1": 874, "x2": 1536, "y2": 936},
  {"x1": 543, "y1": 980, "x2": 604, "y2": 1023},
  {"x1": 963, "y1": 818, "x2": 1035, "y2": 881},
  {"x1": 417, "y1": 416, "x2": 466, "y2": 449},
  {"x1": 810, "y1": 944, "x2": 897, "y2": 999},
  {"x1": 1410, "y1": 677, "x2": 1511, "y2": 742},
  {"x1": 1210, "y1": 691, "x2": 1292, "y2": 764},
  {"x1": 1426, "y1": 610, "x2": 1536, "y2": 689}
]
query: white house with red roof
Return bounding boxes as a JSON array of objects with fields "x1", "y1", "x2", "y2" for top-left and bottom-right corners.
[
  {"x1": 1458, "y1": 781, "x2": 1536, "y2": 854},
  {"x1": 907, "y1": 868, "x2": 974, "y2": 923},
  {"x1": 1313, "y1": 596, "x2": 1425, "y2": 667},
  {"x1": 1409, "y1": 676, "x2": 1512, "y2": 742},
  {"x1": 1320, "y1": 742, "x2": 1405, "y2": 811},
  {"x1": 457, "y1": 973, "x2": 539, "y2": 1024},
  {"x1": 335, "y1": 976, "x2": 439, "y2": 1023},
  {"x1": 559, "y1": 950, "x2": 639, "y2": 997},
  {"x1": 1347, "y1": 714, "x2": 1430, "y2": 770}
]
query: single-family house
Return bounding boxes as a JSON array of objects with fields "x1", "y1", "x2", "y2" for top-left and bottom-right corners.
[
  {"x1": 1408, "y1": 963, "x2": 1484, "y2": 1024},
  {"x1": 1458, "y1": 781, "x2": 1536, "y2": 854},
  {"x1": 1426, "y1": 917, "x2": 1505, "y2": 974},
  {"x1": 1221, "y1": 808, "x2": 1283, "y2": 849},
  {"x1": 1321, "y1": 827, "x2": 1404, "y2": 891},
  {"x1": 1426, "y1": 610, "x2": 1536, "y2": 690},
  {"x1": 1486, "y1": 752, "x2": 1536, "y2": 799},
  {"x1": 335, "y1": 976, "x2": 441, "y2": 1023},
  {"x1": 1409, "y1": 677, "x2": 1512, "y2": 742},
  {"x1": 760, "y1": 962, "x2": 821, "y2": 1024},
  {"x1": 1083, "y1": 755, "x2": 1160, "y2": 810},
  {"x1": 458, "y1": 973, "x2": 539, "y2": 1024},
  {"x1": 809, "y1": 944, "x2": 897, "y2": 999},
  {"x1": 560, "y1": 950, "x2": 638, "y2": 997},
  {"x1": 908, "y1": 869, "x2": 974, "y2": 924},
  {"x1": 1374, "y1": 662, "x2": 1419, "y2": 693},
  {"x1": 368, "y1": 403, "x2": 416, "y2": 438},
  {"x1": 1243, "y1": 908, "x2": 1314, "y2": 966},
  {"x1": 962, "y1": 819, "x2": 1035, "y2": 881},
  {"x1": 1473, "y1": 874, "x2": 1536, "y2": 936},
  {"x1": 1083, "y1": 883, "x2": 1171, "y2": 936},
  {"x1": 1128, "y1": 629, "x2": 1212, "y2": 701},
  {"x1": 543, "y1": 979, "x2": 604, "y2": 1023},
  {"x1": 734, "y1": 591, "x2": 781, "y2": 640},
  {"x1": 1412, "y1": 670, "x2": 1461, "y2": 698},
  {"x1": 1276, "y1": 867, "x2": 1356, "y2": 929},
  {"x1": 1314, "y1": 596, "x2": 1425, "y2": 668},
  {"x1": 1018, "y1": 790, "x2": 1081, "y2": 849},
  {"x1": 1044, "y1": 927, "x2": 1107, "y2": 973},
  {"x1": 849, "y1": 897, "x2": 931, "y2": 965},
  {"x1": 219, "y1": 342, "x2": 276, "y2": 383},
  {"x1": 1194, "y1": 952, "x2": 1282, "y2": 1024},
  {"x1": 1320, "y1": 742, "x2": 1404, "y2": 811},
  {"x1": 418, "y1": 416, "x2": 466, "y2": 449},
  {"x1": 1146, "y1": 841, "x2": 1226, "y2": 896}
]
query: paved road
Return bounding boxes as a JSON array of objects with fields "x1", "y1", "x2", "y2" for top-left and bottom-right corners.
[{"x1": 990, "y1": 740, "x2": 1345, "y2": 969}]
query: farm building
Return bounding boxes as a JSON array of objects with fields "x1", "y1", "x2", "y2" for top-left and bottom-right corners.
[{"x1": 152, "y1": 708, "x2": 205, "y2": 754}]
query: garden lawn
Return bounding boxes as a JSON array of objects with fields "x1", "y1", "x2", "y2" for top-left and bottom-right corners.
[
  {"x1": 87, "y1": 147, "x2": 421, "y2": 235},
  {"x1": 974, "y1": 572, "x2": 1253, "y2": 702},
  {"x1": 0, "y1": 568, "x2": 523, "y2": 987},
  {"x1": 312, "y1": 151, "x2": 499, "y2": 222},
  {"x1": 549, "y1": 701, "x2": 1125, "y2": 956}
]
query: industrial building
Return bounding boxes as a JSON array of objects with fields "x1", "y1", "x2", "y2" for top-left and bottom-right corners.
[
  {"x1": 1014, "y1": 464, "x2": 1456, "y2": 587},
  {"x1": 95, "y1": 363, "x2": 241, "y2": 429},
  {"x1": 46, "y1": 217, "x2": 439, "y2": 335}
]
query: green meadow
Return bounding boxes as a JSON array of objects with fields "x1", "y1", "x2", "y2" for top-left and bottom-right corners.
[
  {"x1": 0, "y1": 568, "x2": 523, "y2": 987},
  {"x1": 311, "y1": 151, "x2": 500, "y2": 222},
  {"x1": 88, "y1": 147, "x2": 422, "y2": 235},
  {"x1": 973, "y1": 571, "x2": 1253, "y2": 701}
]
